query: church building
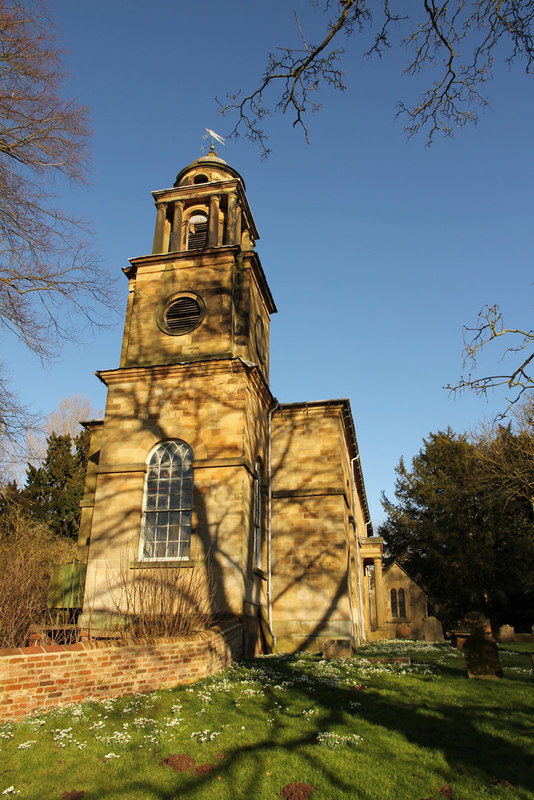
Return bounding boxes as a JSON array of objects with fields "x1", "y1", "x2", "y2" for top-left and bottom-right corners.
[{"x1": 77, "y1": 149, "x2": 389, "y2": 653}]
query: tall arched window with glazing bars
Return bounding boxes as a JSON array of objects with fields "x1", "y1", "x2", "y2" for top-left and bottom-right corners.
[{"x1": 140, "y1": 440, "x2": 194, "y2": 561}]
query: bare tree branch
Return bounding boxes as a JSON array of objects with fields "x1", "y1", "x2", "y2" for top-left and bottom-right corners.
[
  {"x1": 0, "y1": 1, "x2": 117, "y2": 455},
  {"x1": 218, "y1": 1, "x2": 534, "y2": 153},
  {"x1": 0, "y1": 0, "x2": 116, "y2": 360},
  {"x1": 446, "y1": 303, "x2": 534, "y2": 417}
]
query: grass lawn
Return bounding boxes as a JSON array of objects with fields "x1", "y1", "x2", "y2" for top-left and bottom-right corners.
[{"x1": 1, "y1": 640, "x2": 533, "y2": 799}]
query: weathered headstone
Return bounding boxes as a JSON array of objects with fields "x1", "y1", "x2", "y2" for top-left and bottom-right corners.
[
  {"x1": 499, "y1": 624, "x2": 515, "y2": 643},
  {"x1": 322, "y1": 639, "x2": 353, "y2": 659},
  {"x1": 463, "y1": 613, "x2": 503, "y2": 679},
  {"x1": 464, "y1": 611, "x2": 493, "y2": 638},
  {"x1": 422, "y1": 616, "x2": 445, "y2": 642}
]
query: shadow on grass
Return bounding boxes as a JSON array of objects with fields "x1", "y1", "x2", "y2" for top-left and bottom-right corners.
[{"x1": 58, "y1": 652, "x2": 534, "y2": 800}]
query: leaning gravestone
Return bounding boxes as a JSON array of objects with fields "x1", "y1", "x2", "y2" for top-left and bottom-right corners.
[
  {"x1": 499, "y1": 624, "x2": 515, "y2": 643},
  {"x1": 463, "y1": 613, "x2": 503, "y2": 679},
  {"x1": 322, "y1": 639, "x2": 353, "y2": 659}
]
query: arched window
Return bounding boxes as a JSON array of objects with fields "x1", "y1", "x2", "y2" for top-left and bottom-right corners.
[
  {"x1": 140, "y1": 441, "x2": 194, "y2": 561},
  {"x1": 398, "y1": 588, "x2": 406, "y2": 619},
  {"x1": 186, "y1": 212, "x2": 208, "y2": 250},
  {"x1": 390, "y1": 588, "x2": 398, "y2": 618},
  {"x1": 253, "y1": 460, "x2": 262, "y2": 569}
]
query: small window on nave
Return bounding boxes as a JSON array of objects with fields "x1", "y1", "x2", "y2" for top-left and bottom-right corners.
[
  {"x1": 398, "y1": 588, "x2": 406, "y2": 618},
  {"x1": 253, "y1": 460, "x2": 263, "y2": 569},
  {"x1": 390, "y1": 588, "x2": 398, "y2": 618}
]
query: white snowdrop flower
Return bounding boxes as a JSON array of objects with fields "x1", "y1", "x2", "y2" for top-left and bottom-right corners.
[
  {"x1": 317, "y1": 731, "x2": 362, "y2": 749},
  {"x1": 17, "y1": 740, "x2": 36, "y2": 750},
  {"x1": 165, "y1": 718, "x2": 183, "y2": 728}
]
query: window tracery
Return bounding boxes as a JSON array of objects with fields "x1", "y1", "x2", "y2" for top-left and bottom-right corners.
[{"x1": 140, "y1": 440, "x2": 194, "y2": 560}]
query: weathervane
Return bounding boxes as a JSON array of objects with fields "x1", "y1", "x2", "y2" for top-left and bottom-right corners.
[{"x1": 203, "y1": 128, "x2": 225, "y2": 153}]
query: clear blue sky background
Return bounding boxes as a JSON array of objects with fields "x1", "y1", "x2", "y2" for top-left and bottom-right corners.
[{"x1": 6, "y1": 1, "x2": 533, "y2": 526}]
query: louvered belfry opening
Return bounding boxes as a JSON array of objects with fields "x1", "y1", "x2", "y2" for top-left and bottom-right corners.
[
  {"x1": 186, "y1": 212, "x2": 208, "y2": 250},
  {"x1": 164, "y1": 296, "x2": 203, "y2": 334}
]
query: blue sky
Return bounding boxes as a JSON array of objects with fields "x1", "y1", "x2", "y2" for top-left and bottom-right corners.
[{"x1": 6, "y1": 1, "x2": 533, "y2": 525}]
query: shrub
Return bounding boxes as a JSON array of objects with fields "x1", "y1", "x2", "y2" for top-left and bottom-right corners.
[
  {"x1": 109, "y1": 554, "x2": 214, "y2": 638},
  {"x1": 0, "y1": 508, "x2": 77, "y2": 648}
]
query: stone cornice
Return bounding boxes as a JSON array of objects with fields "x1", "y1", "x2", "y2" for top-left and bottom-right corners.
[
  {"x1": 123, "y1": 245, "x2": 240, "y2": 277},
  {"x1": 274, "y1": 399, "x2": 372, "y2": 531},
  {"x1": 96, "y1": 357, "x2": 274, "y2": 394}
]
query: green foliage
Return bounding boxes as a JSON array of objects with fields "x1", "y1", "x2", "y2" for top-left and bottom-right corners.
[
  {"x1": 380, "y1": 424, "x2": 534, "y2": 629},
  {"x1": 23, "y1": 429, "x2": 89, "y2": 540}
]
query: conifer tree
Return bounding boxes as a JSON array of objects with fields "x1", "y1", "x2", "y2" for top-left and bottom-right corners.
[
  {"x1": 380, "y1": 425, "x2": 534, "y2": 629},
  {"x1": 24, "y1": 428, "x2": 89, "y2": 539}
]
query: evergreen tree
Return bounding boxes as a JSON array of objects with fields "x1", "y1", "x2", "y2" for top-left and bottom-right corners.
[
  {"x1": 24, "y1": 429, "x2": 89, "y2": 540},
  {"x1": 380, "y1": 427, "x2": 534, "y2": 630},
  {"x1": 0, "y1": 480, "x2": 23, "y2": 522}
]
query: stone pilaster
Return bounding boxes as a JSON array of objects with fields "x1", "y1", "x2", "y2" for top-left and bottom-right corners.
[
  {"x1": 374, "y1": 557, "x2": 385, "y2": 629},
  {"x1": 235, "y1": 203, "x2": 242, "y2": 247},
  {"x1": 208, "y1": 195, "x2": 220, "y2": 247},
  {"x1": 226, "y1": 192, "x2": 237, "y2": 245},
  {"x1": 152, "y1": 201, "x2": 167, "y2": 254},
  {"x1": 170, "y1": 200, "x2": 184, "y2": 252}
]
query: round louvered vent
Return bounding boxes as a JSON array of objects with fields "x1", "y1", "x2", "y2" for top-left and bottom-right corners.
[{"x1": 163, "y1": 295, "x2": 204, "y2": 335}]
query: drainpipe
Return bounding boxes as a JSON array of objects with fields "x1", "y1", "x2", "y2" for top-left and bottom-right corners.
[
  {"x1": 350, "y1": 455, "x2": 366, "y2": 642},
  {"x1": 267, "y1": 402, "x2": 279, "y2": 648}
]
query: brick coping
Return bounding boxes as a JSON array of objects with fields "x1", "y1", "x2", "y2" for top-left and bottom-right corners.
[{"x1": 0, "y1": 619, "x2": 240, "y2": 659}]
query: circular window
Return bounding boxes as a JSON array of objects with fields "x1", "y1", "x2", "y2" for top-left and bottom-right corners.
[
  {"x1": 193, "y1": 174, "x2": 209, "y2": 184},
  {"x1": 158, "y1": 294, "x2": 205, "y2": 336}
]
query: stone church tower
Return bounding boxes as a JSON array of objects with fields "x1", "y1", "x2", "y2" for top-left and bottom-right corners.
[{"x1": 78, "y1": 149, "x2": 386, "y2": 652}]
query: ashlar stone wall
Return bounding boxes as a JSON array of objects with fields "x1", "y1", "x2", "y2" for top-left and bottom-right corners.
[
  {"x1": 270, "y1": 403, "x2": 363, "y2": 652},
  {"x1": 80, "y1": 359, "x2": 270, "y2": 633}
]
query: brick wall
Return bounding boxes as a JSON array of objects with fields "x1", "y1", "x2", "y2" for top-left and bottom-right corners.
[{"x1": 0, "y1": 620, "x2": 242, "y2": 722}]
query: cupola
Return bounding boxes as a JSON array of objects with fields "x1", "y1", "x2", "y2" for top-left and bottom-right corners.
[{"x1": 151, "y1": 146, "x2": 259, "y2": 255}]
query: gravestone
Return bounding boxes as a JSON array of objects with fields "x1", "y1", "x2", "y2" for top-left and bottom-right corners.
[
  {"x1": 499, "y1": 624, "x2": 515, "y2": 643},
  {"x1": 322, "y1": 639, "x2": 353, "y2": 659},
  {"x1": 463, "y1": 613, "x2": 503, "y2": 679},
  {"x1": 422, "y1": 616, "x2": 445, "y2": 642}
]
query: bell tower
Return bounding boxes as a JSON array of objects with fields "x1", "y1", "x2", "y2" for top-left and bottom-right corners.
[
  {"x1": 119, "y1": 147, "x2": 275, "y2": 382},
  {"x1": 79, "y1": 150, "x2": 277, "y2": 647}
]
